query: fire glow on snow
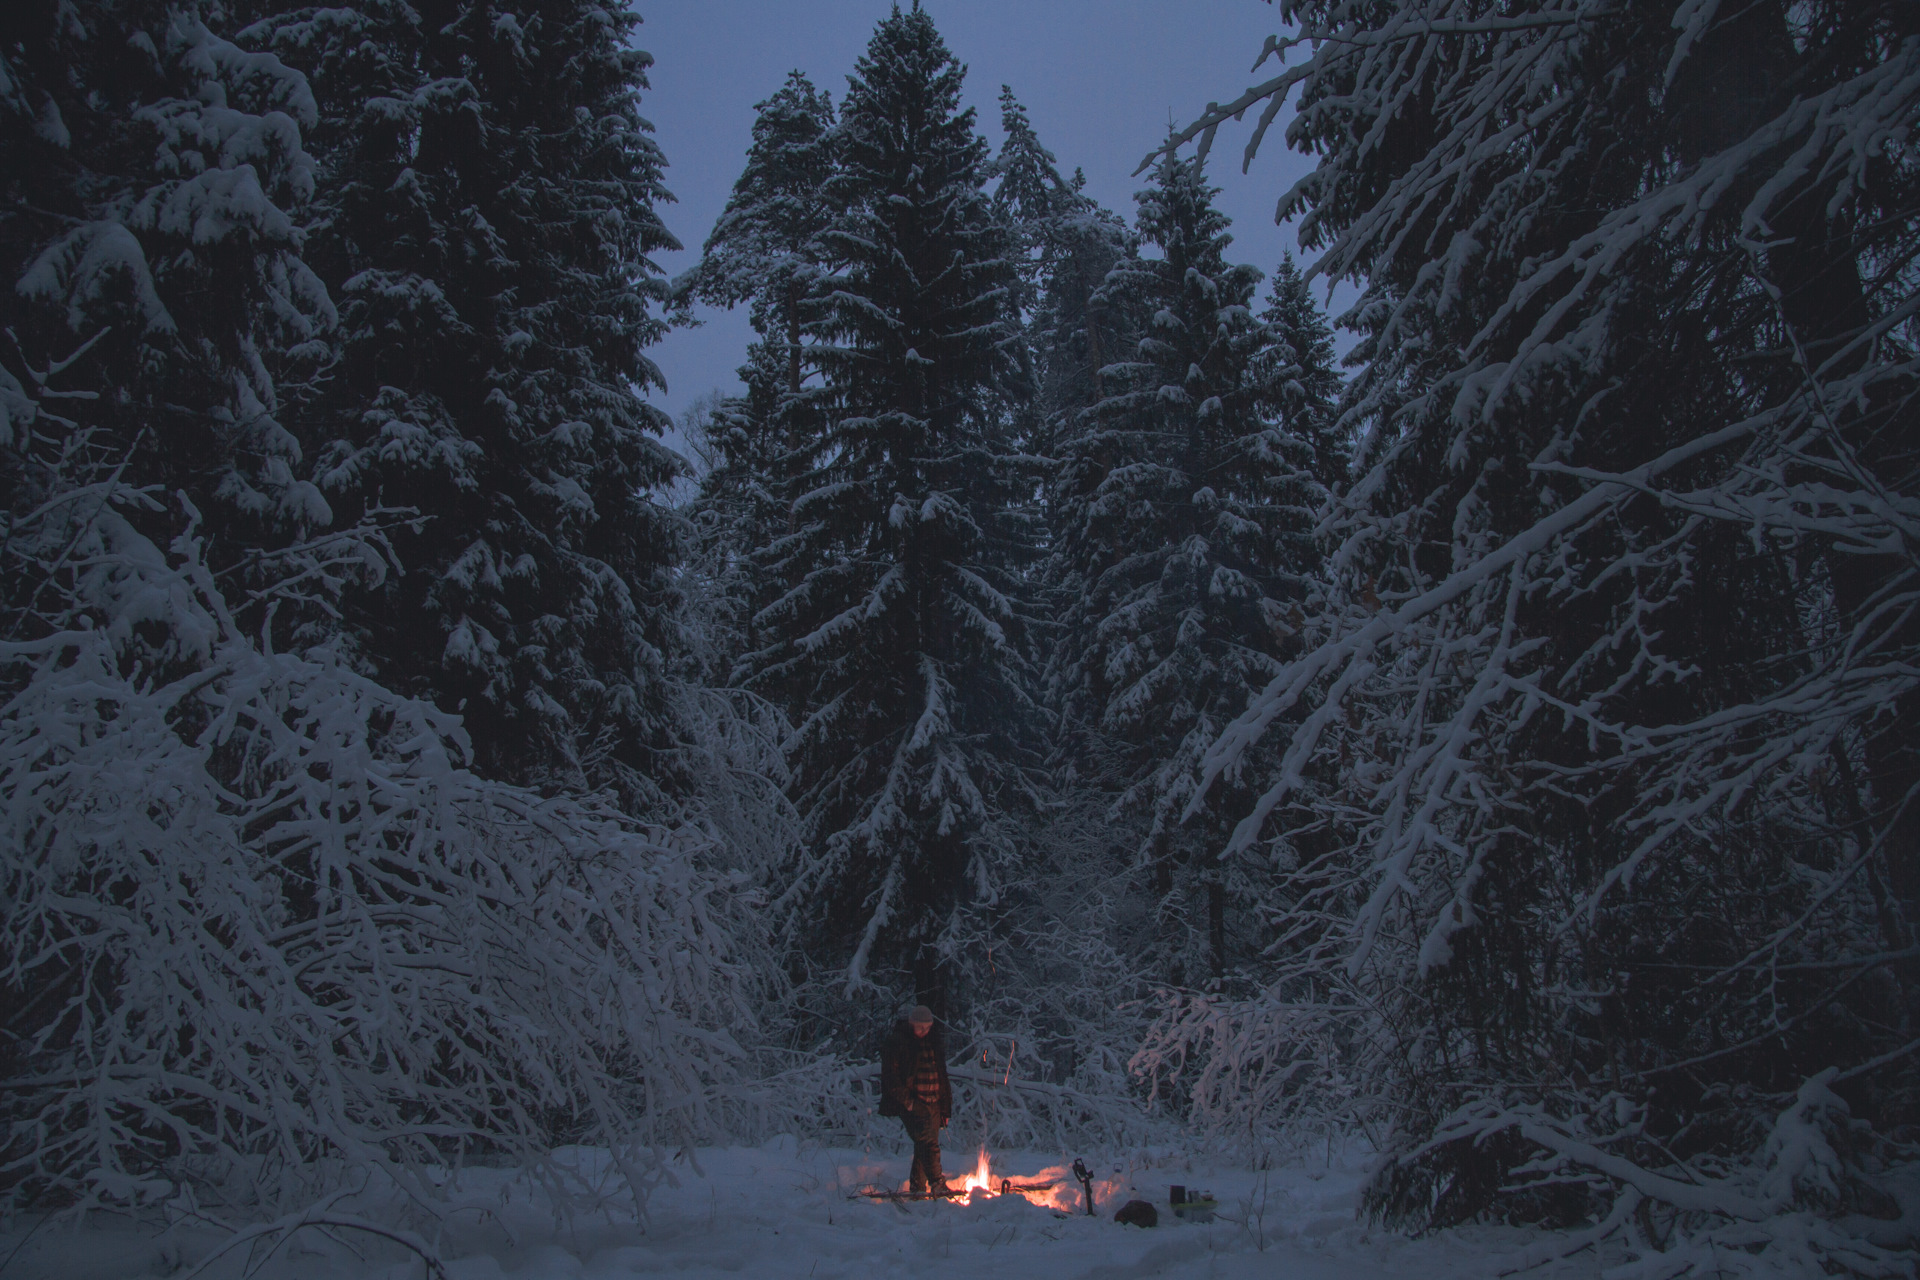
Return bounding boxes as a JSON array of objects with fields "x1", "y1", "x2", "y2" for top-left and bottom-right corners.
[{"x1": 918, "y1": 1148, "x2": 1119, "y2": 1213}]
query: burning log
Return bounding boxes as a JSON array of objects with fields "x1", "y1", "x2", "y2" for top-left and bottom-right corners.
[
  {"x1": 1000, "y1": 1178, "x2": 1057, "y2": 1196},
  {"x1": 850, "y1": 1187, "x2": 967, "y2": 1202}
]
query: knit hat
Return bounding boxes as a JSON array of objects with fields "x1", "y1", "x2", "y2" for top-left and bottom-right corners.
[{"x1": 907, "y1": 1005, "x2": 934, "y2": 1026}]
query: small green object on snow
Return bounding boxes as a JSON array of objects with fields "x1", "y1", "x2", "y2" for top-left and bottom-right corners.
[{"x1": 1169, "y1": 1185, "x2": 1217, "y2": 1223}]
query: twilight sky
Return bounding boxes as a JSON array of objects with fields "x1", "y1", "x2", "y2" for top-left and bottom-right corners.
[{"x1": 634, "y1": 0, "x2": 1334, "y2": 428}]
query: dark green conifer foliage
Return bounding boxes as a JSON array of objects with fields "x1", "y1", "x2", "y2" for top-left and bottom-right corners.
[
  {"x1": 683, "y1": 71, "x2": 839, "y2": 688},
  {"x1": 1135, "y1": 3, "x2": 1920, "y2": 1245},
  {"x1": 991, "y1": 87, "x2": 1135, "y2": 458},
  {"x1": 680, "y1": 345, "x2": 804, "y2": 686},
  {"x1": 1, "y1": 0, "x2": 334, "y2": 568},
  {"x1": 248, "y1": 0, "x2": 684, "y2": 804},
  {"x1": 1258, "y1": 255, "x2": 1345, "y2": 491},
  {"x1": 989, "y1": 86, "x2": 1067, "y2": 236},
  {"x1": 689, "y1": 70, "x2": 836, "y2": 396},
  {"x1": 743, "y1": 3, "x2": 1038, "y2": 1012},
  {"x1": 1050, "y1": 152, "x2": 1326, "y2": 984}
]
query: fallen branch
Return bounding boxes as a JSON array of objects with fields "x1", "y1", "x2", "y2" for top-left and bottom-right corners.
[{"x1": 178, "y1": 1204, "x2": 448, "y2": 1280}]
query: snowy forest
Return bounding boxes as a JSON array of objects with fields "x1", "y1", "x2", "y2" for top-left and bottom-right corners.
[{"x1": 1, "y1": 1, "x2": 1915, "y2": 1277}]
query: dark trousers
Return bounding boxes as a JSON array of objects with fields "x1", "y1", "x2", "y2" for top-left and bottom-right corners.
[{"x1": 900, "y1": 1107, "x2": 944, "y2": 1193}]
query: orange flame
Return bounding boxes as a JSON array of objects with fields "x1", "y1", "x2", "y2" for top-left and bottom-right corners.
[{"x1": 955, "y1": 1147, "x2": 995, "y2": 1196}]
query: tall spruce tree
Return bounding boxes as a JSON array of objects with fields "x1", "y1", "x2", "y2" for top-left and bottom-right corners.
[
  {"x1": 246, "y1": 0, "x2": 684, "y2": 804},
  {"x1": 743, "y1": 3, "x2": 1037, "y2": 1015},
  {"x1": 1049, "y1": 152, "x2": 1326, "y2": 985},
  {"x1": 688, "y1": 70, "x2": 836, "y2": 397},
  {"x1": 683, "y1": 71, "x2": 840, "y2": 689}
]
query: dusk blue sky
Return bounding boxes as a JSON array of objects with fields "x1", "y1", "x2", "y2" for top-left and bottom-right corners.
[{"x1": 635, "y1": 0, "x2": 1339, "y2": 430}]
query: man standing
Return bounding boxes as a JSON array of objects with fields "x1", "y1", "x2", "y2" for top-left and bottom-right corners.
[{"x1": 878, "y1": 1005, "x2": 952, "y2": 1195}]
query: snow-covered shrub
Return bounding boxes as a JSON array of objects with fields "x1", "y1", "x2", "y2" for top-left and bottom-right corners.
[
  {"x1": 0, "y1": 487, "x2": 758, "y2": 1215},
  {"x1": 1375, "y1": 1075, "x2": 1917, "y2": 1277}
]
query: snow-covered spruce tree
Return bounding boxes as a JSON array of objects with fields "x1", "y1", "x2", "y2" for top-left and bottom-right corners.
[
  {"x1": 1138, "y1": 0, "x2": 1920, "y2": 1265},
  {"x1": 686, "y1": 69, "x2": 836, "y2": 398},
  {"x1": 1258, "y1": 254, "x2": 1345, "y2": 491},
  {"x1": 0, "y1": 3, "x2": 755, "y2": 1219},
  {"x1": 1048, "y1": 152, "x2": 1327, "y2": 989},
  {"x1": 680, "y1": 71, "x2": 840, "y2": 691},
  {"x1": 989, "y1": 86, "x2": 1066, "y2": 242},
  {"x1": 742, "y1": 3, "x2": 1040, "y2": 1023},
  {"x1": 244, "y1": 0, "x2": 686, "y2": 806},
  {"x1": 1, "y1": 0, "x2": 334, "y2": 569}
]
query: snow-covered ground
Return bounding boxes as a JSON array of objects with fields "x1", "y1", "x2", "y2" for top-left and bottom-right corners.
[{"x1": 4, "y1": 1138, "x2": 1618, "y2": 1280}]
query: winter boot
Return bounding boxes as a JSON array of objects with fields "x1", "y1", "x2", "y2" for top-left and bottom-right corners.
[
  {"x1": 925, "y1": 1149, "x2": 949, "y2": 1196},
  {"x1": 909, "y1": 1139, "x2": 947, "y2": 1195}
]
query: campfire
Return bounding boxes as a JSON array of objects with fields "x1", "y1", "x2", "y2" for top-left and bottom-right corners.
[{"x1": 882, "y1": 1149, "x2": 1107, "y2": 1213}]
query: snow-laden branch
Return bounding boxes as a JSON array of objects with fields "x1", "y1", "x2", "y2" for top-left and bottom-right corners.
[
  {"x1": 0, "y1": 497, "x2": 758, "y2": 1216},
  {"x1": 1140, "y1": 6, "x2": 1919, "y2": 1262}
]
